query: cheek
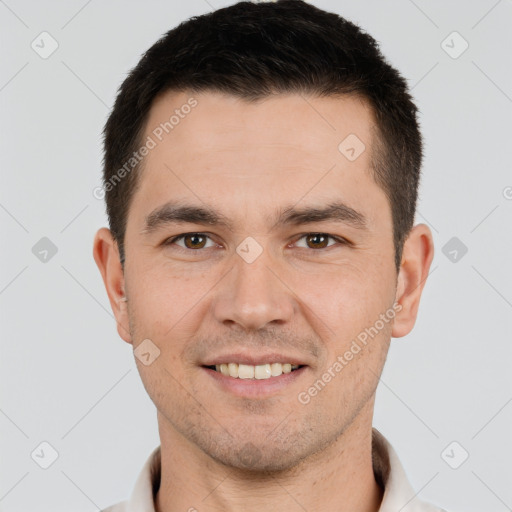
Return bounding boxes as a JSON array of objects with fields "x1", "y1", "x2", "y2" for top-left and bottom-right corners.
[
  {"x1": 126, "y1": 243, "x2": 395, "y2": 351},
  {"x1": 297, "y1": 262, "x2": 392, "y2": 336},
  {"x1": 128, "y1": 261, "x2": 200, "y2": 330}
]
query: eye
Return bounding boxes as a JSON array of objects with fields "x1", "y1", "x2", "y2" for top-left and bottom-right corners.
[
  {"x1": 163, "y1": 232, "x2": 349, "y2": 253},
  {"x1": 293, "y1": 233, "x2": 347, "y2": 250},
  {"x1": 165, "y1": 233, "x2": 217, "y2": 251}
]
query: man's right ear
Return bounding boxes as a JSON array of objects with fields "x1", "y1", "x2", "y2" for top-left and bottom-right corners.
[{"x1": 93, "y1": 227, "x2": 132, "y2": 344}]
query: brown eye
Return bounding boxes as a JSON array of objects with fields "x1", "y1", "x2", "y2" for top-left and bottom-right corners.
[
  {"x1": 305, "y1": 233, "x2": 330, "y2": 249},
  {"x1": 291, "y1": 233, "x2": 350, "y2": 252},
  {"x1": 182, "y1": 233, "x2": 207, "y2": 249},
  {"x1": 165, "y1": 233, "x2": 215, "y2": 251}
]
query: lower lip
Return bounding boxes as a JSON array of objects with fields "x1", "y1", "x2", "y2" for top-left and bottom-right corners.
[{"x1": 202, "y1": 366, "x2": 308, "y2": 399}]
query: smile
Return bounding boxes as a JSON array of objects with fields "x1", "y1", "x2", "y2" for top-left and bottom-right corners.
[{"x1": 206, "y1": 362, "x2": 303, "y2": 379}]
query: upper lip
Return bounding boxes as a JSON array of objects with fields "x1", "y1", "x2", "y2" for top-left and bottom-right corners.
[{"x1": 201, "y1": 352, "x2": 309, "y2": 367}]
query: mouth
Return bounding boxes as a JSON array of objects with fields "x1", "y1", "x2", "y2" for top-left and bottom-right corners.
[
  {"x1": 201, "y1": 362, "x2": 309, "y2": 399},
  {"x1": 203, "y1": 362, "x2": 306, "y2": 380}
]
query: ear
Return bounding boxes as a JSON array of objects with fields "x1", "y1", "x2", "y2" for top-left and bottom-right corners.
[
  {"x1": 392, "y1": 223, "x2": 434, "y2": 338},
  {"x1": 93, "y1": 227, "x2": 132, "y2": 344}
]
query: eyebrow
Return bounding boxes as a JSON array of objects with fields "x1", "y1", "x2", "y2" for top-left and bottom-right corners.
[{"x1": 142, "y1": 200, "x2": 368, "y2": 235}]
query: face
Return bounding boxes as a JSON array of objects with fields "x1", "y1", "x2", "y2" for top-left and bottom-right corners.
[{"x1": 99, "y1": 90, "x2": 408, "y2": 471}]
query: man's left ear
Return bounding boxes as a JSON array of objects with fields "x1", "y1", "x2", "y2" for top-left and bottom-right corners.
[{"x1": 392, "y1": 223, "x2": 435, "y2": 338}]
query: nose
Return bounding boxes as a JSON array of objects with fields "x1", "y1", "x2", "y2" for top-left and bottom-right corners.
[{"x1": 212, "y1": 243, "x2": 295, "y2": 332}]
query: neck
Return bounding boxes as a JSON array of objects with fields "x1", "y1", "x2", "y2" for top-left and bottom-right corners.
[{"x1": 155, "y1": 400, "x2": 384, "y2": 512}]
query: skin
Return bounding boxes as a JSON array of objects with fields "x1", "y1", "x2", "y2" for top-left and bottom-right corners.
[{"x1": 94, "y1": 90, "x2": 434, "y2": 512}]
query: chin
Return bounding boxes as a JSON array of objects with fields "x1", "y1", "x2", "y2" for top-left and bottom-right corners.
[{"x1": 209, "y1": 441, "x2": 308, "y2": 473}]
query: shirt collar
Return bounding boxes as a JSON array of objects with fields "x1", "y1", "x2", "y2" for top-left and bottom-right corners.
[{"x1": 122, "y1": 427, "x2": 442, "y2": 512}]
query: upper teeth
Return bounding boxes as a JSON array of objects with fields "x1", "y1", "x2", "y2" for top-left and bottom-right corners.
[{"x1": 214, "y1": 363, "x2": 300, "y2": 379}]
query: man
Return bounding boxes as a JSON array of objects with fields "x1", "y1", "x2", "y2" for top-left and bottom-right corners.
[{"x1": 93, "y1": 1, "x2": 443, "y2": 510}]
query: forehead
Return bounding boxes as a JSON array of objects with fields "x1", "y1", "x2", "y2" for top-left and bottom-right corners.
[
  {"x1": 144, "y1": 89, "x2": 375, "y2": 161},
  {"x1": 128, "y1": 89, "x2": 388, "y2": 234}
]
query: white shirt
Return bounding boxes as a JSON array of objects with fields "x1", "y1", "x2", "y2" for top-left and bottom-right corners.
[{"x1": 101, "y1": 427, "x2": 448, "y2": 512}]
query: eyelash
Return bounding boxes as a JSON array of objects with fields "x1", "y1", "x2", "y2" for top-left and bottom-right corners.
[{"x1": 163, "y1": 232, "x2": 350, "y2": 253}]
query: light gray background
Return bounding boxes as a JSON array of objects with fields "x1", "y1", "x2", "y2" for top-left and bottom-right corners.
[{"x1": 1, "y1": 0, "x2": 511, "y2": 511}]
